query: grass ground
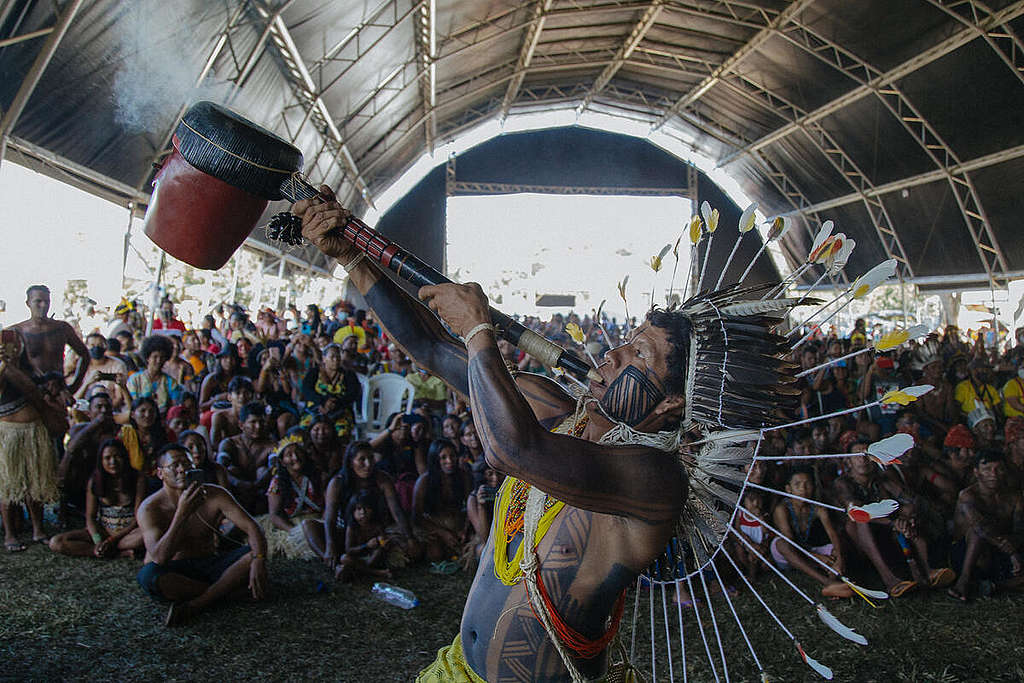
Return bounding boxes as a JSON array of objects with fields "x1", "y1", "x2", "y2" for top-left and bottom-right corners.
[{"x1": 2, "y1": 543, "x2": 1024, "y2": 682}]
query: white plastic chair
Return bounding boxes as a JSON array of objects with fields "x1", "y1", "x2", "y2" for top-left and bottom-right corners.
[{"x1": 356, "y1": 373, "x2": 415, "y2": 439}]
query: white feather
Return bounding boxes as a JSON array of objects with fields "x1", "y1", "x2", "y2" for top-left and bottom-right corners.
[
  {"x1": 847, "y1": 499, "x2": 899, "y2": 522},
  {"x1": 842, "y1": 577, "x2": 889, "y2": 600},
  {"x1": 809, "y1": 220, "x2": 834, "y2": 258},
  {"x1": 701, "y1": 200, "x2": 712, "y2": 225},
  {"x1": 816, "y1": 604, "x2": 868, "y2": 645},
  {"x1": 902, "y1": 384, "x2": 934, "y2": 398},
  {"x1": 829, "y1": 236, "x2": 855, "y2": 275},
  {"x1": 867, "y1": 433, "x2": 914, "y2": 465},
  {"x1": 797, "y1": 643, "x2": 834, "y2": 680}
]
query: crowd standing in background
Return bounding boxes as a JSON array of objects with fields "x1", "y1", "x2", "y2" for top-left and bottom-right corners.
[{"x1": 1, "y1": 282, "x2": 1022, "y2": 627}]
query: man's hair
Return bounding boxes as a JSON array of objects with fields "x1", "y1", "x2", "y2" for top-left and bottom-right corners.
[
  {"x1": 88, "y1": 391, "x2": 112, "y2": 405},
  {"x1": 227, "y1": 375, "x2": 253, "y2": 394},
  {"x1": 86, "y1": 332, "x2": 105, "y2": 344},
  {"x1": 26, "y1": 285, "x2": 49, "y2": 298},
  {"x1": 975, "y1": 449, "x2": 1004, "y2": 467},
  {"x1": 645, "y1": 307, "x2": 692, "y2": 398},
  {"x1": 140, "y1": 335, "x2": 173, "y2": 360},
  {"x1": 156, "y1": 443, "x2": 189, "y2": 466},
  {"x1": 786, "y1": 466, "x2": 815, "y2": 483},
  {"x1": 115, "y1": 329, "x2": 132, "y2": 339},
  {"x1": 105, "y1": 337, "x2": 122, "y2": 353},
  {"x1": 240, "y1": 402, "x2": 266, "y2": 422}
]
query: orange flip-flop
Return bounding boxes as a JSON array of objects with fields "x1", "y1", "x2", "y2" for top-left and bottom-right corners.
[
  {"x1": 889, "y1": 579, "x2": 918, "y2": 597},
  {"x1": 929, "y1": 567, "x2": 956, "y2": 589}
]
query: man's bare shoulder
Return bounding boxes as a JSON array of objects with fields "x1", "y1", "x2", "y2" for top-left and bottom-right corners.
[
  {"x1": 137, "y1": 489, "x2": 171, "y2": 523},
  {"x1": 513, "y1": 371, "x2": 575, "y2": 426}
]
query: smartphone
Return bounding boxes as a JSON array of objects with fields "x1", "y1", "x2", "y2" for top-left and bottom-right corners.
[
  {"x1": 185, "y1": 469, "x2": 206, "y2": 487},
  {"x1": 95, "y1": 371, "x2": 117, "y2": 381}
]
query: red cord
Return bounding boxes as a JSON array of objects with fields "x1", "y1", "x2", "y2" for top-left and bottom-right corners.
[{"x1": 527, "y1": 556, "x2": 627, "y2": 660}]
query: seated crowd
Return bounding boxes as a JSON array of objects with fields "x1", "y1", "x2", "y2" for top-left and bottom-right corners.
[{"x1": 2, "y1": 285, "x2": 1022, "y2": 630}]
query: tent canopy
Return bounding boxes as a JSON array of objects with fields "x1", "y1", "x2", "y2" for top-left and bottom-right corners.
[{"x1": 2, "y1": 0, "x2": 1022, "y2": 285}]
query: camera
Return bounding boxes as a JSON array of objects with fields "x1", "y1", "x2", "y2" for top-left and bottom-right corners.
[
  {"x1": 185, "y1": 468, "x2": 206, "y2": 486},
  {"x1": 479, "y1": 485, "x2": 498, "y2": 504}
]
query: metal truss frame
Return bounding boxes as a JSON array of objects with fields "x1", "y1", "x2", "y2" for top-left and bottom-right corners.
[
  {"x1": 649, "y1": 0, "x2": 818, "y2": 132},
  {"x1": 575, "y1": 0, "x2": 666, "y2": 115},
  {"x1": 773, "y1": 15, "x2": 1008, "y2": 283},
  {"x1": 718, "y1": 0, "x2": 1024, "y2": 165},
  {"x1": 413, "y1": 0, "x2": 437, "y2": 153},
  {"x1": 251, "y1": 1, "x2": 375, "y2": 210},
  {"x1": 710, "y1": 41, "x2": 914, "y2": 277},
  {"x1": 450, "y1": 180, "x2": 688, "y2": 196},
  {"x1": 0, "y1": 0, "x2": 84, "y2": 166},
  {"x1": 924, "y1": 0, "x2": 1024, "y2": 88},
  {"x1": 500, "y1": 0, "x2": 554, "y2": 120}
]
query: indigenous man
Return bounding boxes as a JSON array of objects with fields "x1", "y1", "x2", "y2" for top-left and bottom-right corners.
[
  {"x1": 295, "y1": 190, "x2": 687, "y2": 682},
  {"x1": 11, "y1": 285, "x2": 90, "y2": 394},
  {"x1": 0, "y1": 330, "x2": 62, "y2": 550},
  {"x1": 74, "y1": 333, "x2": 129, "y2": 403},
  {"x1": 948, "y1": 450, "x2": 1024, "y2": 601},
  {"x1": 217, "y1": 402, "x2": 274, "y2": 513},
  {"x1": 136, "y1": 444, "x2": 267, "y2": 625}
]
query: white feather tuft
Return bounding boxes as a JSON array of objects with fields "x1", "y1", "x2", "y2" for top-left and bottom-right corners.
[
  {"x1": 867, "y1": 433, "x2": 914, "y2": 466},
  {"x1": 816, "y1": 604, "x2": 868, "y2": 645},
  {"x1": 797, "y1": 642, "x2": 833, "y2": 680},
  {"x1": 720, "y1": 298, "x2": 804, "y2": 316}
]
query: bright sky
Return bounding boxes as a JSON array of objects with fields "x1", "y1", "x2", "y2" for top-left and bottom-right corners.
[
  {"x1": 0, "y1": 161, "x2": 131, "y2": 327},
  {"x1": 446, "y1": 193, "x2": 692, "y2": 320}
]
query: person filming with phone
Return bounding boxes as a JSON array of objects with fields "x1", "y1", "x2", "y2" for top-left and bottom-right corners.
[{"x1": 136, "y1": 444, "x2": 268, "y2": 626}]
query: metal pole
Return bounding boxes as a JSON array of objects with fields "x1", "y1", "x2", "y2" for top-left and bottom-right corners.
[
  {"x1": 147, "y1": 251, "x2": 166, "y2": 336},
  {"x1": 121, "y1": 202, "x2": 135, "y2": 293},
  {"x1": 0, "y1": 0, "x2": 84, "y2": 167}
]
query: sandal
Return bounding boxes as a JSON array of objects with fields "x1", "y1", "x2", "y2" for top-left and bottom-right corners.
[
  {"x1": 5, "y1": 541, "x2": 27, "y2": 553},
  {"x1": 889, "y1": 579, "x2": 918, "y2": 598},
  {"x1": 929, "y1": 568, "x2": 956, "y2": 589}
]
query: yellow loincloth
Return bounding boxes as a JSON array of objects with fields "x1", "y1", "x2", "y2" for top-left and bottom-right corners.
[{"x1": 416, "y1": 634, "x2": 487, "y2": 683}]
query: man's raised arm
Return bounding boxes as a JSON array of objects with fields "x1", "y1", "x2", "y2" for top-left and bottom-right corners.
[
  {"x1": 420, "y1": 282, "x2": 684, "y2": 526},
  {"x1": 294, "y1": 188, "x2": 469, "y2": 396}
]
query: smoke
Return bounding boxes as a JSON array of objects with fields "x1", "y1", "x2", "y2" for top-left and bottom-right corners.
[{"x1": 111, "y1": 0, "x2": 236, "y2": 135}]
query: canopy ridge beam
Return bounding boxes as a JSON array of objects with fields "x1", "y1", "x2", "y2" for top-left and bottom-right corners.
[
  {"x1": 650, "y1": 0, "x2": 818, "y2": 133},
  {"x1": 500, "y1": 0, "x2": 554, "y2": 120},
  {"x1": 413, "y1": 0, "x2": 437, "y2": 153},
  {"x1": 253, "y1": 2, "x2": 376, "y2": 209},
  {"x1": 778, "y1": 18, "x2": 1003, "y2": 282},
  {"x1": 717, "y1": 0, "x2": 1024, "y2": 166},
  {"x1": 575, "y1": 0, "x2": 666, "y2": 116},
  {"x1": 450, "y1": 181, "x2": 688, "y2": 196},
  {"x1": 923, "y1": 0, "x2": 1024, "y2": 88}
]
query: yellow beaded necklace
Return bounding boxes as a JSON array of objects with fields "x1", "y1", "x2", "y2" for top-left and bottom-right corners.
[{"x1": 492, "y1": 414, "x2": 588, "y2": 586}]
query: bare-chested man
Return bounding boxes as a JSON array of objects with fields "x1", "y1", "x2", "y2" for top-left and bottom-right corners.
[
  {"x1": 295, "y1": 190, "x2": 686, "y2": 682},
  {"x1": 217, "y1": 402, "x2": 274, "y2": 513},
  {"x1": 209, "y1": 375, "x2": 254, "y2": 446},
  {"x1": 136, "y1": 444, "x2": 267, "y2": 626},
  {"x1": 949, "y1": 450, "x2": 1024, "y2": 601},
  {"x1": 0, "y1": 329, "x2": 66, "y2": 550},
  {"x1": 12, "y1": 285, "x2": 89, "y2": 393}
]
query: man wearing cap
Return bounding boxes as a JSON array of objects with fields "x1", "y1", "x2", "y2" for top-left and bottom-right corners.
[{"x1": 106, "y1": 302, "x2": 135, "y2": 340}]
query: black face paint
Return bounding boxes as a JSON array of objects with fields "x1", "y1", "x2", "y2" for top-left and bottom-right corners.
[{"x1": 600, "y1": 365, "x2": 665, "y2": 426}]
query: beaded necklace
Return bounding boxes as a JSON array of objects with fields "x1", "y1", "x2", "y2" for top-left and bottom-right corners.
[{"x1": 492, "y1": 414, "x2": 588, "y2": 586}]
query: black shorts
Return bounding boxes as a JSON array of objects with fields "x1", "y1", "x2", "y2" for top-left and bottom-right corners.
[{"x1": 136, "y1": 544, "x2": 251, "y2": 602}]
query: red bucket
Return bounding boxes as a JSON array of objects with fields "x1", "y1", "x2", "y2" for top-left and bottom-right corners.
[{"x1": 143, "y1": 139, "x2": 268, "y2": 270}]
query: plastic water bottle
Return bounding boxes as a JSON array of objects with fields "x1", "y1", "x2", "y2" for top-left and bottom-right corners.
[{"x1": 372, "y1": 582, "x2": 419, "y2": 609}]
